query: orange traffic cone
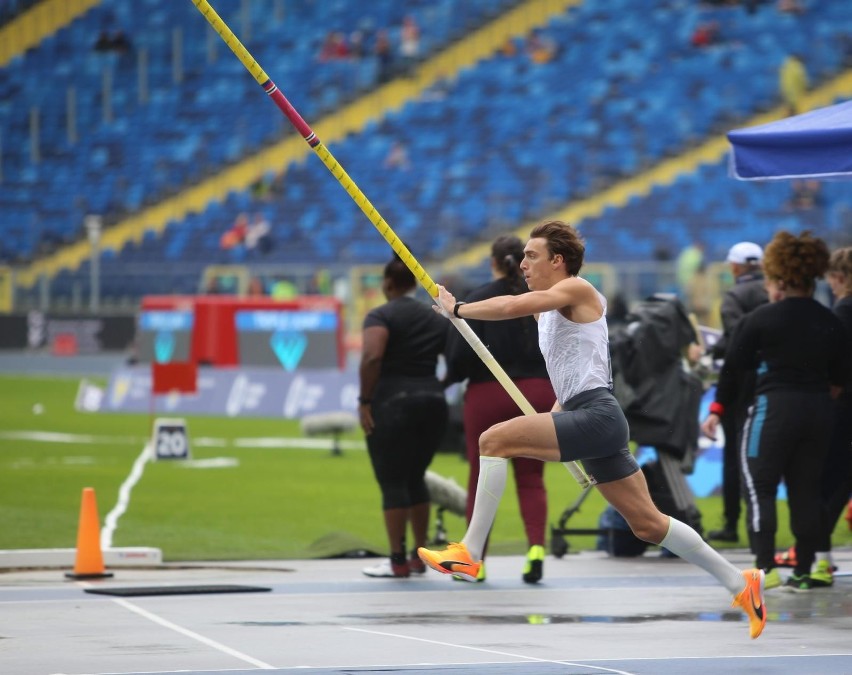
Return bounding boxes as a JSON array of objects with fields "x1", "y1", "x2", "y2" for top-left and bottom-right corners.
[{"x1": 65, "y1": 487, "x2": 113, "y2": 579}]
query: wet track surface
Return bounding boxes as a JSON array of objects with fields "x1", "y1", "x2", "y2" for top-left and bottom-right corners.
[{"x1": 2, "y1": 548, "x2": 851, "y2": 675}]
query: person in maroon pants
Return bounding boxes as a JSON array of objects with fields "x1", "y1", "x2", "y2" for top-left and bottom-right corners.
[{"x1": 444, "y1": 234, "x2": 555, "y2": 583}]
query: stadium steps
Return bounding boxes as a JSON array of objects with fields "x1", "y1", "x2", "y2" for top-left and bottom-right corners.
[
  {"x1": 14, "y1": 0, "x2": 584, "y2": 288},
  {"x1": 0, "y1": 0, "x2": 100, "y2": 67},
  {"x1": 441, "y1": 68, "x2": 852, "y2": 275}
]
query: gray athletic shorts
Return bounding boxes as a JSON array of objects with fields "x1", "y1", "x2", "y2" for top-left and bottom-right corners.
[{"x1": 551, "y1": 387, "x2": 638, "y2": 484}]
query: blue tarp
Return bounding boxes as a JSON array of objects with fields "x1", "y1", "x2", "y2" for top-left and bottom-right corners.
[{"x1": 727, "y1": 99, "x2": 852, "y2": 180}]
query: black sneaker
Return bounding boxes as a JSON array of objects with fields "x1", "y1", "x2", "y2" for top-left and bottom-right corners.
[
  {"x1": 707, "y1": 527, "x2": 738, "y2": 542},
  {"x1": 783, "y1": 573, "x2": 812, "y2": 592}
]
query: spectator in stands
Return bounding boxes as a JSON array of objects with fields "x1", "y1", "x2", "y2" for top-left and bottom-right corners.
[
  {"x1": 676, "y1": 240, "x2": 705, "y2": 311},
  {"x1": 526, "y1": 30, "x2": 557, "y2": 64},
  {"x1": 779, "y1": 53, "x2": 808, "y2": 116},
  {"x1": 676, "y1": 241, "x2": 703, "y2": 289},
  {"x1": 777, "y1": 0, "x2": 806, "y2": 15},
  {"x1": 250, "y1": 174, "x2": 274, "y2": 202},
  {"x1": 785, "y1": 179, "x2": 821, "y2": 211},
  {"x1": 93, "y1": 30, "x2": 112, "y2": 52},
  {"x1": 706, "y1": 242, "x2": 768, "y2": 544},
  {"x1": 110, "y1": 30, "x2": 132, "y2": 55},
  {"x1": 318, "y1": 31, "x2": 349, "y2": 61},
  {"x1": 691, "y1": 21, "x2": 721, "y2": 48},
  {"x1": 359, "y1": 253, "x2": 449, "y2": 578},
  {"x1": 92, "y1": 29, "x2": 132, "y2": 55},
  {"x1": 204, "y1": 276, "x2": 225, "y2": 295},
  {"x1": 399, "y1": 15, "x2": 421, "y2": 72},
  {"x1": 245, "y1": 212, "x2": 272, "y2": 255},
  {"x1": 348, "y1": 30, "x2": 366, "y2": 60},
  {"x1": 500, "y1": 37, "x2": 519, "y2": 58},
  {"x1": 701, "y1": 230, "x2": 849, "y2": 591},
  {"x1": 247, "y1": 277, "x2": 266, "y2": 297},
  {"x1": 443, "y1": 235, "x2": 555, "y2": 583},
  {"x1": 383, "y1": 141, "x2": 411, "y2": 171},
  {"x1": 374, "y1": 29, "x2": 395, "y2": 83},
  {"x1": 219, "y1": 213, "x2": 248, "y2": 250},
  {"x1": 271, "y1": 277, "x2": 298, "y2": 299}
]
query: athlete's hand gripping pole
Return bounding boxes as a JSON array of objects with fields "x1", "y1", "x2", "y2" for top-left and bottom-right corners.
[{"x1": 190, "y1": 0, "x2": 591, "y2": 488}]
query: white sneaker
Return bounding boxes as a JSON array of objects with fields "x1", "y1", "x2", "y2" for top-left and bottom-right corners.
[{"x1": 362, "y1": 559, "x2": 409, "y2": 578}]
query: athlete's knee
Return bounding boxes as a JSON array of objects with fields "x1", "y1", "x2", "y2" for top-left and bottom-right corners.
[
  {"x1": 628, "y1": 512, "x2": 669, "y2": 544},
  {"x1": 479, "y1": 423, "x2": 514, "y2": 458}
]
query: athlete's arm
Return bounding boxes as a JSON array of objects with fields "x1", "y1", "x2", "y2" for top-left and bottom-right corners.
[{"x1": 436, "y1": 278, "x2": 598, "y2": 321}]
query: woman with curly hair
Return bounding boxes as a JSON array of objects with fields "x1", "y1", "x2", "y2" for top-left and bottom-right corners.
[{"x1": 702, "y1": 231, "x2": 850, "y2": 591}]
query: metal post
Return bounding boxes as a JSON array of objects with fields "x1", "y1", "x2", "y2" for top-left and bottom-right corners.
[
  {"x1": 138, "y1": 47, "x2": 149, "y2": 104},
  {"x1": 85, "y1": 215, "x2": 102, "y2": 313},
  {"x1": 29, "y1": 106, "x2": 40, "y2": 164},
  {"x1": 241, "y1": 0, "x2": 251, "y2": 44},
  {"x1": 66, "y1": 86, "x2": 77, "y2": 145},
  {"x1": 206, "y1": 25, "x2": 216, "y2": 64},
  {"x1": 38, "y1": 275, "x2": 49, "y2": 311},
  {"x1": 102, "y1": 67, "x2": 113, "y2": 124},
  {"x1": 172, "y1": 28, "x2": 183, "y2": 84}
]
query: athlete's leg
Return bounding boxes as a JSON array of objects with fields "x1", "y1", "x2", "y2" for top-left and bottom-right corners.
[
  {"x1": 512, "y1": 456, "x2": 547, "y2": 547},
  {"x1": 598, "y1": 471, "x2": 745, "y2": 594},
  {"x1": 459, "y1": 413, "x2": 559, "y2": 558}
]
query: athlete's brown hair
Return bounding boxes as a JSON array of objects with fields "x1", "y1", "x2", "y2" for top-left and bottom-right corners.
[
  {"x1": 529, "y1": 220, "x2": 585, "y2": 276},
  {"x1": 763, "y1": 230, "x2": 830, "y2": 292}
]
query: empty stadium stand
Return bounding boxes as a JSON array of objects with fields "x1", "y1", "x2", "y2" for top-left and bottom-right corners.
[{"x1": 2, "y1": 0, "x2": 851, "y2": 309}]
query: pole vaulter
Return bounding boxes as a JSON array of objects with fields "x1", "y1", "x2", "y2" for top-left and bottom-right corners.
[{"x1": 189, "y1": 0, "x2": 590, "y2": 488}]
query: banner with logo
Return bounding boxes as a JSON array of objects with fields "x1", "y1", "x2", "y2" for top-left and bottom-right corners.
[{"x1": 103, "y1": 366, "x2": 359, "y2": 419}]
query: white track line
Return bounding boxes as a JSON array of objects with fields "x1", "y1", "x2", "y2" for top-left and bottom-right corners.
[
  {"x1": 109, "y1": 595, "x2": 275, "y2": 670},
  {"x1": 0, "y1": 429, "x2": 364, "y2": 452},
  {"x1": 0, "y1": 430, "x2": 143, "y2": 444},
  {"x1": 101, "y1": 444, "x2": 151, "y2": 550},
  {"x1": 343, "y1": 626, "x2": 635, "y2": 675}
]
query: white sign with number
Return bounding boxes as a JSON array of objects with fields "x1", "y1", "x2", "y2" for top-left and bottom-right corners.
[{"x1": 151, "y1": 418, "x2": 191, "y2": 461}]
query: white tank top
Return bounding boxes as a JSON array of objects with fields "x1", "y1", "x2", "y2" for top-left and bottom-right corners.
[{"x1": 537, "y1": 291, "x2": 612, "y2": 405}]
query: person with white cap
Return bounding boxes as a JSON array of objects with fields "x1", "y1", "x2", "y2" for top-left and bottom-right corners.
[{"x1": 706, "y1": 242, "x2": 768, "y2": 545}]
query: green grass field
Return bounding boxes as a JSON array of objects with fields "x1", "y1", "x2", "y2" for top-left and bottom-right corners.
[{"x1": 1, "y1": 374, "x2": 849, "y2": 562}]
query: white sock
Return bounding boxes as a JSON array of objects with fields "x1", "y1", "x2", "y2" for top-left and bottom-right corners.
[
  {"x1": 660, "y1": 517, "x2": 745, "y2": 595},
  {"x1": 816, "y1": 551, "x2": 831, "y2": 564},
  {"x1": 462, "y1": 456, "x2": 508, "y2": 561}
]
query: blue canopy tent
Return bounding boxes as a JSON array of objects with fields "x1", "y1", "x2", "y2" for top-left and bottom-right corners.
[{"x1": 727, "y1": 99, "x2": 852, "y2": 180}]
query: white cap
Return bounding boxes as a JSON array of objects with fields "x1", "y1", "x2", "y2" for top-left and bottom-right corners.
[{"x1": 726, "y1": 242, "x2": 763, "y2": 264}]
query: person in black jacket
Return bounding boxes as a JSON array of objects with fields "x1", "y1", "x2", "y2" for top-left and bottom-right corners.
[
  {"x1": 808, "y1": 246, "x2": 852, "y2": 585},
  {"x1": 707, "y1": 242, "x2": 769, "y2": 543},
  {"x1": 701, "y1": 231, "x2": 850, "y2": 591},
  {"x1": 444, "y1": 235, "x2": 556, "y2": 583},
  {"x1": 359, "y1": 254, "x2": 450, "y2": 578}
]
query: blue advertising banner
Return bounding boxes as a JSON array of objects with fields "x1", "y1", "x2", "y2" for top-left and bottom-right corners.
[{"x1": 104, "y1": 366, "x2": 359, "y2": 419}]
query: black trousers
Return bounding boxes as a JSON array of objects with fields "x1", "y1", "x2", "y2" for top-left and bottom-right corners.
[
  {"x1": 720, "y1": 413, "x2": 741, "y2": 529},
  {"x1": 740, "y1": 389, "x2": 834, "y2": 575},
  {"x1": 817, "y1": 396, "x2": 852, "y2": 551},
  {"x1": 366, "y1": 390, "x2": 448, "y2": 510}
]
